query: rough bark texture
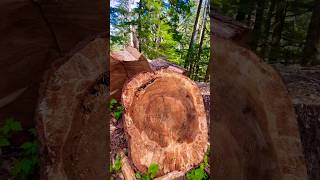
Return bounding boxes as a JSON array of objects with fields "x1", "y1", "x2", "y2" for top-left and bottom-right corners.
[
  {"x1": 301, "y1": 0, "x2": 320, "y2": 65},
  {"x1": 0, "y1": 0, "x2": 105, "y2": 129},
  {"x1": 35, "y1": 36, "x2": 107, "y2": 180},
  {"x1": 148, "y1": 58, "x2": 188, "y2": 75},
  {"x1": 274, "y1": 64, "x2": 320, "y2": 180},
  {"x1": 121, "y1": 70, "x2": 208, "y2": 177},
  {"x1": 185, "y1": 0, "x2": 203, "y2": 69},
  {"x1": 110, "y1": 47, "x2": 152, "y2": 100},
  {"x1": 250, "y1": 0, "x2": 266, "y2": 50},
  {"x1": 269, "y1": 0, "x2": 287, "y2": 62},
  {"x1": 211, "y1": 31, "x2": 308, "y2": 180},
  {"x1": 211, "y1": 11, "x2": 251, "y2": 47}
]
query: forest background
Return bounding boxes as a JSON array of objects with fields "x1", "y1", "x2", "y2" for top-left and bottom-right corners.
[
  {"x1": 214, "y1": 0, "x2": 320, "y2": 65},
  {"x1": 110, "y1": 0, "x2": 210, "y2": 81}
]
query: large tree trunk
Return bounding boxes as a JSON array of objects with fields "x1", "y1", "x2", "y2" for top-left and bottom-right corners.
[
  {"x1": 250, "y1": 0, "x2": 266, "y2": 51},
  {"x1": 273, "y1": 64, "x2": 320, "y2": 180},
  {"x1": 35, "y1": 35, "x2": 107, "y2": 180},
  {"x1": 212, "y1": 35, "x2": 308, "y2": 180},
  {"x1": 235, "y1": 1, "x2": 246, "y2": 22},
  {"x1": 121, "y1": 70, "x2": 208, "y2": 177},
  {"x1": 211, "y1": 10, "x2": 308, "y2": 180},
  {"x1": 260, "y1": 0, "x2": 277, "y2": 58},
  {"x1": 269, "y1": 0, "x2": 287, "y2": 62},
  {"x1": 190, "y1": 0, "x2": 209, "y2": 77},
  {"x1": 185, "y1": 0, "x2": 203, "y2": 70},
  {"x1": 301, "y1": 0, "x2": 320, "y2": 65}
]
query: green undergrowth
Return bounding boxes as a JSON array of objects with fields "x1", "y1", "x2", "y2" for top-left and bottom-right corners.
[
  {"x1": 110, "y1": 154, "x2": 122, "y2": 173},
  {"x1": 135, "y1": 163, "x2": 159, "y2": 180},
  {"x1": 0, "y1": 117, "x2": 39, "y2": 180},
  {"x1": 186, "y1": 152, "x2": 209, "y2": 180},
  {"x1": 109, "y1": 99, "x2": 124, "y2": 121}
]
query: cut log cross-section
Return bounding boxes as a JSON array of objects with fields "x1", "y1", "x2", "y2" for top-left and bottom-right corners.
[
  {"x1": 122, "y1": 70, "x2": 208, "y2": 177},
  {"x1": 36, "y1": 35, "x2": 107, "y2": 180}
]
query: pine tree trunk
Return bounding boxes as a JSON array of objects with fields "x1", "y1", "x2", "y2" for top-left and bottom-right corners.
[
  {"x1": 250, "y1": 0, "x2": 266, "y2": 51},
  {"x1": 260, "y1": 0, "x2": 276, "y2": 59},
  {"x1": 193, "y1": 2, "x2": 209, "y2": 80},
  {"x1": 190, "y1": 0, "x2": 208, "y2": 76},
  {"x1": 269, "y1": 0, "x2": 287, "y2": 62},
  {"x1": 301, "y1": 0, "x2": 320, "y2": 65},
  {"x1": 236, "y1": 0, "x2": 247, "y2": 22},
  {"x1": 137, "y1": 0, "x2": 143, "y2": 52},
  {"x1": 236, "y1": 0, "x2": 246, "y2": 22},
  {"x1": 185, "y1": 0, "x2": 203, "y2": 70}
]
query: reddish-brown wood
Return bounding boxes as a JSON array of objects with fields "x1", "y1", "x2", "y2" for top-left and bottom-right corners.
[
  {"x1": 121, "y1": 70, "x2": 208, "y2": 177},
  {"x1": 110, "y1": 47, "x2": 152, "y2": 100},
  {"x1": 36, "y1": 35, "x2": 107, "y2": 180}
]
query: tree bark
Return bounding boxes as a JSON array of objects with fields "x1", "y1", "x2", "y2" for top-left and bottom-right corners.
[
  {"x1": 260, "y1": 0, "x2": 276, "y2": 59},
  {"x1": 301, "y1": 0, "x2": 320, "y2": 65},
  {"x1": 269, "y1": 0, "x2": 287, "y2": 62},
  {"x1": 212, "y1": 35, "x2": 308, "y2": 180},
  {"x1": 137, "y1": 0, "x2": 143, "y2": 52},
  {"x1": 250, "y1": 0, "x2": 267, "y2": 51},
  {"x1": 185, "y1": 0, "x2": 203, "y2": 70},
  {"x1": 110, "y1": 46, "x2": 152, "y2": 100},
  {"x1": 190, "y1": 0, "x2": 209, "y2": 77},
  {"x1": 236, "y1": 0, "x2": 247, "y2": 22}
]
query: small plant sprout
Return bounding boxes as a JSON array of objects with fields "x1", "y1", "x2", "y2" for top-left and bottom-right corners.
[
  {"x1": 110, "y1": 154, "x2": 122, "y2": 173},
  {"x1": 135, "y1": 163, "x2": 159, "y2": 180},
  {"x1": 109, "y1": 98, "x2": 124, "y2": 121},
  {"x1": 186, "y1": 153, "x2": 209, "y2": 180}
]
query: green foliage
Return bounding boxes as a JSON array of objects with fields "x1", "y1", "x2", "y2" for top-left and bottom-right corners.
[
  {"x1": 11, "y1": 157, "x2": 38, "y2": 180},
  {"x1": 135, "y1": 163, "x2": 159, "y2": 180},
  {"x1": 0, "y1": 117, "x2": 39, "y2": 180},
  {"x1": 110, "y1": 155, "x2": 122, "y2": 173},
  {"x1": 186, "y1": 167, "x2": 208, "y2": 180},
  {"x1": 148, "y1": 163, "x2": 159, "y2": 178},
  {"x1": 11, "y1": 132, "x2": 39, "y2": 180},
  {"x1": 186, "y1": 153, "x2": 209, "y2": 180},
  {"x1": 110, "y1": 0, "x2": 210, "y2": 80},
  {"x1": 109, "y1": 98, "x2": 124, "y2": 121},
  {"x1": 0, "y1": 118, "x2": 22, "y2": 150},
  {"x1": 0, "y1": 117, "x2": 23, "y2": 136}
]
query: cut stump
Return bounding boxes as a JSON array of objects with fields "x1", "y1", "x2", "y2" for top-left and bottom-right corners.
[
  {"x1": 35, "y1": 35, "x2": 107, "y2": 180},
  {"x1": 122, "y1": 70, "x2": 208, "y2": 177}
]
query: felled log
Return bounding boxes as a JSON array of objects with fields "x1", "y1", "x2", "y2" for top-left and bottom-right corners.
[
  {"x1": 35, "y1": 35, "x2": 107, "y2": 180},
  {"x1": 211, "y1": 11, "x2": 250, "y2": 47},
  {"x1": 0, "y1": 0, "x2": 105, "y2": 129},
  {"x1": 211, "y1": 35, "x2": 308, "y2": 180},
  {"x1": 274, "y1": 64, "x2": 320, "y2": 180},
  {"x1": 148, "y1": 58, "x2": 188, "y2": 75},
  {"x1": 121, "y1": 70, "x2": 208, "y2": 177},
  {"x1": 110, "y1": 47, "x2": 152, "y2": 100}
]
